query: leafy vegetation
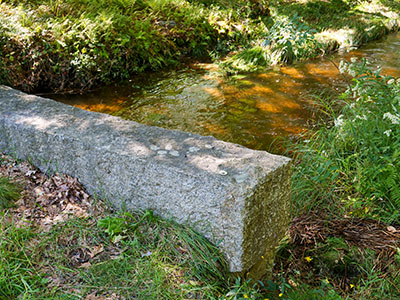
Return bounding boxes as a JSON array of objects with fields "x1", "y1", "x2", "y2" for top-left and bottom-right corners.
[
  {"x1": 222, "y1": 13, "x2": 321, "y2": 72},
  {"x1": 277, "y1": 61, "x2": 400, "y2": 299},
  {"x1": 1, "y1": 0, "x2": 399, "y2": 92},
  {"x1": 221, "y1": 0, "x2": 400, "y2": 73},
  {"x1": 0, "y1": 0, "x2": 268, "y2": 93}
]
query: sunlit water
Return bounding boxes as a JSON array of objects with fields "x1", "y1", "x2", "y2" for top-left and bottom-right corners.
[{"x1": 51, "y1": 32, "x2": 400, "y2": 153}]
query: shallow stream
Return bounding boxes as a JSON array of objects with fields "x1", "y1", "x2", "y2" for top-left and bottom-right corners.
[{"x1": 51, "y1": 32, "x2": 400, "y2": 153}]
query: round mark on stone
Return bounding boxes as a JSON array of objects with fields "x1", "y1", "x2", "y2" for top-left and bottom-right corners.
[{"x1": 169, "y1": 150, "x2": 179, "y2": 157}]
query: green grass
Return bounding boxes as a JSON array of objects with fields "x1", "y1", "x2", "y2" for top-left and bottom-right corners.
[
  {"x1": 0, "y1": 214, "x2": 45, "y2": 299},
  {"x1": 0, "y1": 177, "x2": 21, "y2": 209},
  {"x1": 0, "y1": 208, "x2": 231, "y2": 299},
  {"x1": 291, "y1": 59, "x2": 400, "y2": 222},
  {"x1": 278, "y1": 60, "x2": 400, "y2": 299}
]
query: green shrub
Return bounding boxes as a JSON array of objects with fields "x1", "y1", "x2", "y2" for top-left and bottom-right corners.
[
  {"x1": 221, "y1": 14, "x2": 320, "y2": 73},
  {"x1": 266, "y1": 13, "x2": 320, "y2": 64}
]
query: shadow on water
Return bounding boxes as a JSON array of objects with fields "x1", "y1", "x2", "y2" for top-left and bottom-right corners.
[{"x1": 50, "y1": 32, "x2": 400, "y2": 154}]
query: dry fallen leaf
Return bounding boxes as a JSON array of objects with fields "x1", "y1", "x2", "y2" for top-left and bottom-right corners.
[
  {"x1": 288, "y1": 279, "x2": 298, "y2": 287},
  {"x1": 1, "y1": 153, "x2": 106, "y2": 232},
  {"x1": 79, "y1": 262, "x2": 92, "y2": 269},
  {"x1": 387, "y1": 226, "x2": 397, "y2": 233},
  {"x1": 89, "y1": 244, "x2": 104, "y2": 258},
  {"x1": 85, "y1": 292, "x2": 107, "y2": 300},
  {"x1": 34, "y1": 186, "x2": 44, "y2": 196},
  {"x1": 64, "y1": 203, "x2": 89, "y2": 218}
]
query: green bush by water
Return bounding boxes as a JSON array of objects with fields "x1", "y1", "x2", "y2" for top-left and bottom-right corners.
[
  {"x1": 1, "y1": 0, "x2": 399, "y2": 92},
  {"x1": 0, "y1": 0, "x2": 267, "y2": 93},
  {"x1": 222, "y1": 13, "x2": 320, "y2": 72},
  {"x1": 222, "y1": 0, "x2": 399, "y2": 74}
]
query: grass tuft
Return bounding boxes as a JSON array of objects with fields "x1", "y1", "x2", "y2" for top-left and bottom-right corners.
[
  {"x1": 0, "y1": 176, "x2": 21, "y2": 209},
  {"x1": 275, "y1": 59, "x2": 400, "y2": 299},
  {"x1": 0, "y1": 209, "x2": 231, "y2": 299},
  {"x1": 0, "y1": 215, "x2": 45, "y2": 299}
]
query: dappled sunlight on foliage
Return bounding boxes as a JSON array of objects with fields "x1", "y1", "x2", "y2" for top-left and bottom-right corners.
[
  {"x1": 1, "y1": 1, "x2": 400, "y2": 299},
  {"x1": 0, "y1": 0, "x2": 269, "y2": 93},
  {"x1": 1, "y1": 0, "x2": 399, "y2": 92}
]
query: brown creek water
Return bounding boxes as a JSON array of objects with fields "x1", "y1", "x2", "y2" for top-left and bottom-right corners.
[{"x1": 51, "y1": 32, "x2": 400, "y2": 154}]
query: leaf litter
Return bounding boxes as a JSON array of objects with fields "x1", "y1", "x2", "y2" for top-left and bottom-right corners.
[
  {"x1": 0, "y1": 153, "x2": 126, "y2": 299},
  {"x1": 0, "y1": 153, "x2": 104, "y2": 230}
]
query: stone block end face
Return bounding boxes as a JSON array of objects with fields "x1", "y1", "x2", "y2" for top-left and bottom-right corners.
[
  {"x1": 242, "y1": 163, "x2": 292, "y2": 277},
  {"x1": 0, "y1": 85, "x2": 291, "y2": 276}
]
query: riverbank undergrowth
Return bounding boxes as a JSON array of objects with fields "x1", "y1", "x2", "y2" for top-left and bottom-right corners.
[
  {"x1": 0, "y1": 0, "x2": 399, "y2": 93},
  {"x1": 222, "y1": 0, "x2": 400, "y2": 72},
  {"x1": 277, "y1": 60, "x2": 400, "y2": 299}
]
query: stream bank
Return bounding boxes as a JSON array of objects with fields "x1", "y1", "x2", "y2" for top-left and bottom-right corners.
[{"x1": 1, "y1": 0, "x2": 399, "y2": 94}]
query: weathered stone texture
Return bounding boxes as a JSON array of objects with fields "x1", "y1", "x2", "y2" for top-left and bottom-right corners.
[{"x1": 0, "y1": 85, "x2": 291, "y2": 274}]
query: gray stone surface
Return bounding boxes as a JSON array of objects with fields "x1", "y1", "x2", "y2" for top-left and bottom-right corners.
[{"x1": 0, "y1": 85, "x2": 291, "y2": 274}]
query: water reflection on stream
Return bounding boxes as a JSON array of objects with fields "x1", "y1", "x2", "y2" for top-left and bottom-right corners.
[{"x1": 52, "y1": 32, "x2": 400, "y2": 153}]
